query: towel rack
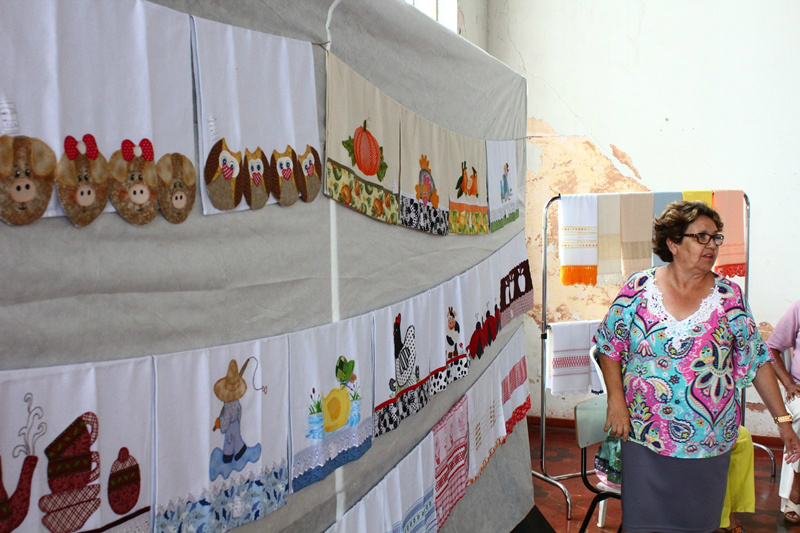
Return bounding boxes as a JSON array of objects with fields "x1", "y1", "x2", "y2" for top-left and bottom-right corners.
[{"x1": 533, "y1": 192, "x2": 772, "y2": 521}]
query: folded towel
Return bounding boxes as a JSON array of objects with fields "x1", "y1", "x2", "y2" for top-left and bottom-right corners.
[
  {"x1": 596, "y1": 193, "x2": 623, "y2": 286},
  {"x1": 712, "y1": 190, "x2": 747, "y2": 277},
  {"x1": 682, "y1": 190, "x2": 713, "y2": 205},
  {"x1": 558, "y1": 194, "x2": 598, "y2": 285},
  {"x1": 652, "y1": 191, "x2": 682, "y2": 267},
  {"x1": 619, "y1": 192, "x2": 654, "y2": 279},
  {"x1": 547, "y1": 320, "x2": 601, "y2": 395}
]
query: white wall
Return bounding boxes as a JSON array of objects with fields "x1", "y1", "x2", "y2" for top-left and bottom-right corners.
[
  {"x1": 457, "y1": 0, "x2": 489, "y2": 50},
  {"x1": 485, "y1": 0, "x2": 800, "y2": 437}
]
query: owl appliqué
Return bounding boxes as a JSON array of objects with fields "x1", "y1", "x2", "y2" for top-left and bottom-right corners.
[
  {"x1": 204, "y1": 138, "x2": 244, "y2": 211},
  {"x1": 242, "y1": 147, "x2": 270, "y2": 210},
  {"x1": 266, "y1": 145, "x2": 300, "y2": 207}
]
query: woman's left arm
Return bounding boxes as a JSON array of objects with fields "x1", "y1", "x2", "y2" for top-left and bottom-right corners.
[{"x1": 752, "y1": 363, "x2": 800, "y2": 463}]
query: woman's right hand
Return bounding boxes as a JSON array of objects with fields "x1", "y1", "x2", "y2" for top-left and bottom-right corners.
[{"x1": 604, "y1": 396, "x2": 631, "y2": 440}]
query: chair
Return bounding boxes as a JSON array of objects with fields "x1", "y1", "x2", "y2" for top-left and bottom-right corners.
[{"x1": 574, "y1": 393, "x2": 621, "y2": 533}]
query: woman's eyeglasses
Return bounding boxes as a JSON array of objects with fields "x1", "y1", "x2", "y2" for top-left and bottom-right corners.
[{"x1": 684, "y1": 233, "x2": 724, "y2": 246}]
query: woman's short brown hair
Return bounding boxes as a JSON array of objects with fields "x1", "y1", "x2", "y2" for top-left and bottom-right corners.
[{"x1": 652, "y1": 201, "x2": 724, "y2": 262}]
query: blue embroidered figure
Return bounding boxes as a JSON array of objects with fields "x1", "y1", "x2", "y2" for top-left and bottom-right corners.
[
  {"x1": 500, "y1": 162, "x2": 511, "y2": 202},
  {"x1": 213, "y1": 359, "x2": 249, "y2": 463},
  {"x1": 209, "y1": 358, "x2": 265, "y2": 481}
]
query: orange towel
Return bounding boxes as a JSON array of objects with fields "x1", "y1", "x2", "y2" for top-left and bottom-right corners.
[
  {"x1": 712, "y1": 190, "x2": 746, "y2": 277},
  {"x1": 558, "y1": 194, "x2": 598, "y2": 286}
]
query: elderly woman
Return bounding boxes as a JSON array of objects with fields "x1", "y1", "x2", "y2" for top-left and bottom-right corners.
[{"x1": 594, "y1": 200, "x2": 800, "y2": 533}]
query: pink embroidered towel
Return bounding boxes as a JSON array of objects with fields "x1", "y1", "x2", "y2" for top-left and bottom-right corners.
[
  {"x1": 712, "y1": 190, "x2": 746, "y2": 277},
  {"x1": 433, "y1": 395, "x2": 468, "y2": 531},
  {"x1": 619, "y1": 192, "x2": 654, "y2": 279},
  {"x1": 558, "y1": 194, "x2": 598, "y2": 285},
  {"x1": 499, "y1": 325, "x2": 530, "y2": 435},
  {"x1": 547, "y1": 321, "x2": 597, "y2": 395}
]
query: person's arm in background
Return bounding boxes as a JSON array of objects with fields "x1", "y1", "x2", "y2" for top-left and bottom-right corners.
[
  {"x1": 770, "y1": 347, "x2": 800, "y2": 401},
  {"x1": 767, "y1": 301, "x2": 800, "y2": 400}
]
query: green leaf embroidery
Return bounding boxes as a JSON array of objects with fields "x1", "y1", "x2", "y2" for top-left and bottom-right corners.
[
  {"x1": 342, "y1": 137, "x2": 356, "y2": 166},
  {"x1": 376, "y1": 147, "x2": 388, "y2": 182}
]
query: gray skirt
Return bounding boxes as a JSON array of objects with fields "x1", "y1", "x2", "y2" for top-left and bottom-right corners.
[{"x1": 621, "y1": 440, "x2": 731, "y2": 533}]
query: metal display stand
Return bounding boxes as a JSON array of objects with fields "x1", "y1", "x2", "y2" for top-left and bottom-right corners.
[{"x1": 533, "y1": 193, "x2": 773, "y2": 521}]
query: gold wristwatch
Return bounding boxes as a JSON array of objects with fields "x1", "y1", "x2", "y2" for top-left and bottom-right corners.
[{"x1": 774, "y1": 414, "x2": 793, "y2": 424}]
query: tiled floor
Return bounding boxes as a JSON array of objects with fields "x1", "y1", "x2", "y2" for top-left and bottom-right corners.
[{"x1": 527, "y1": 420, "x2": 795, "y2": 533}]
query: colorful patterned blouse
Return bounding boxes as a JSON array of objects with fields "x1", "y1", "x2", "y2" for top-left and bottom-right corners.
[{"x1": 593, "y1": 268, "x2": 770, "y2": 459}]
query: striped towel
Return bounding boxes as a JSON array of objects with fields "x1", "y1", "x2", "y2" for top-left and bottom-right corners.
[
  {"x1": 712, "y1": 189, "x2": 747, "y2": 277},
  {"x1": 683, "y1": 190, "x2": 713, "y2": 205},
  {"x1": 558, "y1": 194, "x2": 598, "y2": 285},
  {"x1": 596, "y1": 193, "x2": 623, "y2": 286},
  {"x1": 620, "y1": 192, "x2": 654, "y2": 279},
  {"x1": 652, "y1": 191, "x2": 682, "y2": 267},
  {"x1": 546, "y1": 320, "x2": 602, "y2": 395},
  {"x1": 433, "y1": 395, "x2": 468, "y2": 531}
]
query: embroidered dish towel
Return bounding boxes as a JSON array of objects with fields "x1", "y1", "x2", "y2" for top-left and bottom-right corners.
[
  {"x1": 0, "y1": 0, "x2": 194, "y2": 220},
  {"x1": 547, "y1": 321, "x2": 598, "y2": 395},
  {"x1": 326, "y1": 53, "x2": 401, "y2": 224},
  {"x1": 652, "y1": 191, "x2": 682, "y2": 267},
  {"x1": 496, "y1": 325, "x2": 531, "y2": 435},
  {"x1": 324, "y1": 477, "x2": 388, "y2": 533},
  {"x1": 459, "y1": 252, "x2": 500, "y2": 362},
  {"x1": 497, "y1": 230, "x2": 534, "y2": 329},
  {"x1": 155, "y1": 336, "x2": 289, "y2": 533},
  {"x1": 619, "y1": 192, "x2": 654, "y2": 279},
  {"x1": 712, "y1": 189, "x2": 746, "y2": 277},
  {"x1": 0, "y1": 357, "x2": 152, "y2": 533},
  {"x1": 486, "y1": 139, "x2": 520, "y2": 232},
  {"x1": 398, "y1": 108, "x2": 450, "y2": 235},
  {"x1": 558, "y1": 194, "x2": 598, "y2": 285},
  {"x1": 289, "y1": 313, "x2": 373, "y2": 493},
  {"x1": 432, "y1": 276, "x2": 470, "y2": 391},
  {"x1": 682, "y1": 189, "x2": 713, "y2": 205},
  {"x1": 433, "y1": 395, "x2": 468, "y2": 532},
  {"x1": 373, "y1": 291, "x2": 434, "y2": 437},
  {"x1": 466, "y1": 363, "x2": 506, "y2": 484},
  {"x1": 448, "y1": 131, "x2": 489, "y2": 234},
  {"x1": 384, "y1": 433, "x2": 437, "y2": 533},
  {"x1": 192, "y1": 16, "x2": 321, "y2": 213},
  {"x1": 596, "y1": 193, "x2": 623, "y2": 285}
]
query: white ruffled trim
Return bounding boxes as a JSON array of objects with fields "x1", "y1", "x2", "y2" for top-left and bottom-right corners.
[{"x1": 644, "y1": 275, "x2": 723, "y2": 352}]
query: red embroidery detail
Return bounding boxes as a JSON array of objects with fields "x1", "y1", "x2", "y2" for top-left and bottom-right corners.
[
  {"x1": 505, "y1": 395, "x2": 531, "y2": 435},
  {"x1": 139, "y1": 139, "x2": 154, "y2": 162},
  {"x1": 305, "y1": 162, "x2": 315, "y2": 177},
  {"x1": 82, "y1": 134, "x2": 99, "y2": 161},
  {"x1": 252, "y1": 172, "x2": 262, "y2": 187},
  {"x1": 715, "y1": 263, "x2": 747, "y2": 277},
  {"x1": 502, "y1": 357, "x2": 528, "y2": 404},
  {"x1": 121, "y1": 140, "x2": 136, "y2": 162},
  {"x1": 221, "y1": 165, "x2": 234, "y2": 180},
  {"x1": 64, "y1": 136, "x2": 80, "y2": 160}
]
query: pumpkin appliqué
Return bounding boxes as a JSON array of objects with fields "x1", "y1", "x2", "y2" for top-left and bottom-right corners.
[{"x1": 342, "y1": 119, "x2": 388, "y2": 182}]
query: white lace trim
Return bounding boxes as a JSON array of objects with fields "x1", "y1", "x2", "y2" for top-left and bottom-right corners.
[
  {"x1": 643, "y1": 274, "x2": 723, "y2": 350},
  {"x1": 292, "y1": 419, "x2": 372, "y2": 476}
]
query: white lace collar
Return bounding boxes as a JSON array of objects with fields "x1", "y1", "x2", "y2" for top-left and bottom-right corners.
[{"x1": 643, "y1": 271, "x2": 723, "y2": 350}]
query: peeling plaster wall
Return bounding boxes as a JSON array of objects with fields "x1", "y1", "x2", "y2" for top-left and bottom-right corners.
[
  {"x1": 485, "y1": 0, "x2": 800, "y2": 438},
  {"x1": 457, "y1": 0, "x2": 489, "y2": 50}
]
